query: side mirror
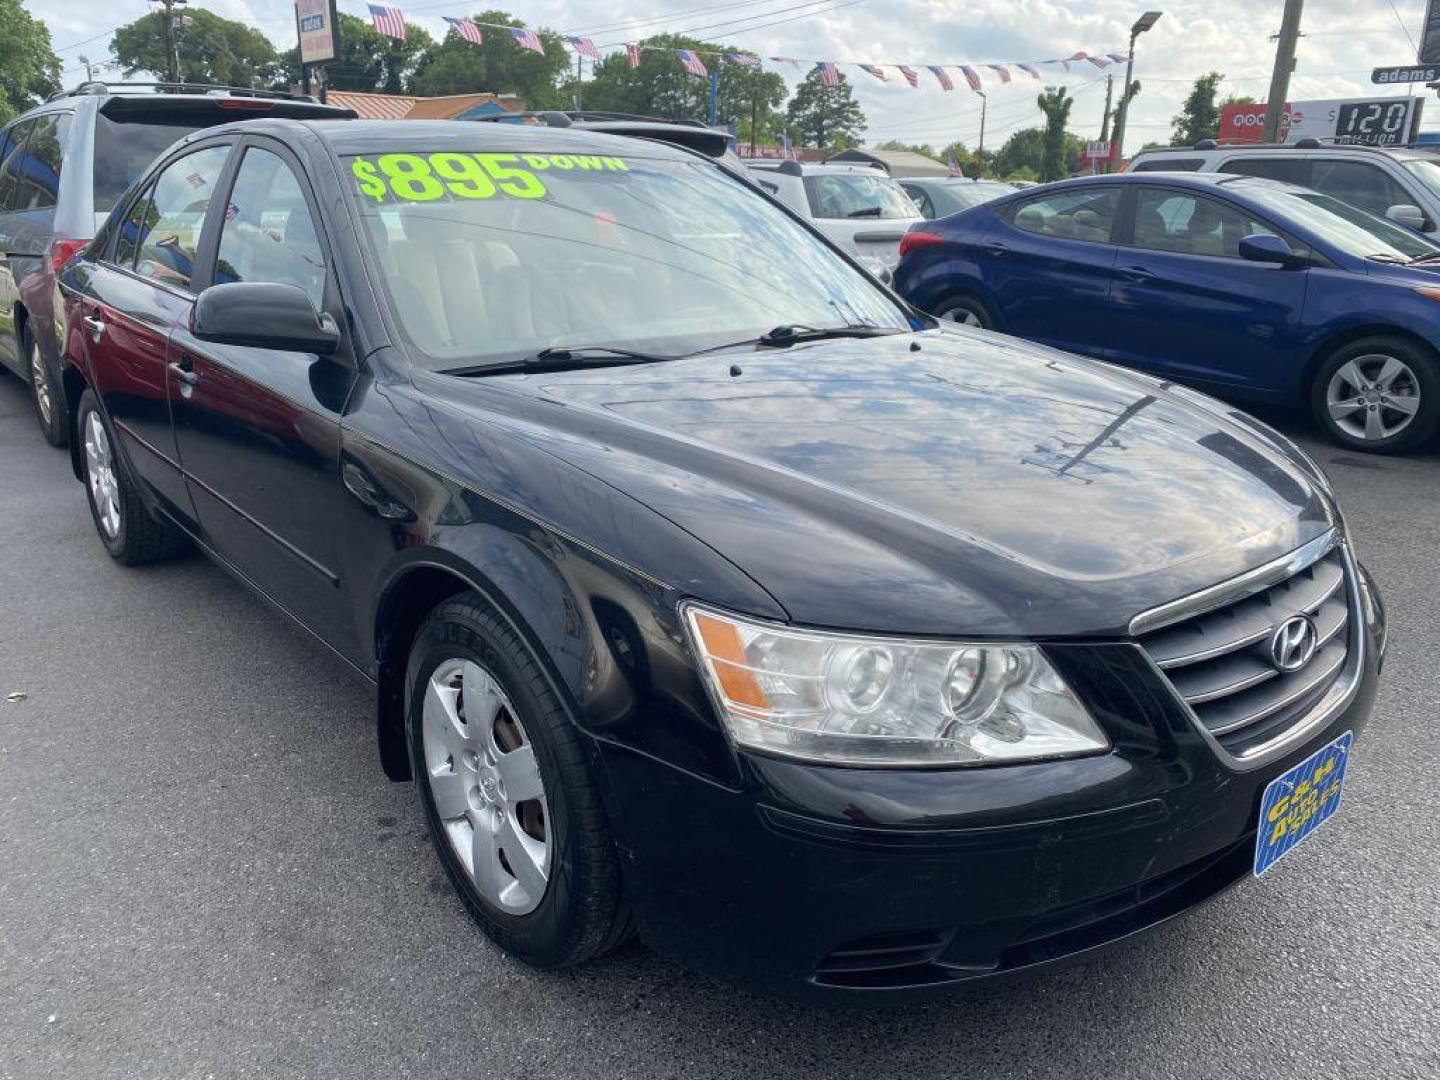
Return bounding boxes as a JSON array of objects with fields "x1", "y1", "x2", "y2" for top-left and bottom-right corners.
[
  {"x1": 191, "y1": 282, "x2": 338, "y2": 354},
  {"x1": 1238, "y1": 232, "x2": 1301, "y2": 268},
  {"x1": 1386, "y1": 203, "x2": 1427, "y2": 232}
]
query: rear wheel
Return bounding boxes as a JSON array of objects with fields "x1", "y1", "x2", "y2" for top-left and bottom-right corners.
[
  {"x1": 23, "y1": 325, "x2": 66, "y2": 447},
  {"x1": 77, "y1": 389, "x2": 189, "y2": 565},
  {"x1": 933, "y1": 294, "x2": 992, "y2": 329},
  {"x1": 1310, "y1": 336, "x2": 1440, "y2": 453},
  {"x1": 406, "y1": 594, "x2": 631, "y2": 967}
]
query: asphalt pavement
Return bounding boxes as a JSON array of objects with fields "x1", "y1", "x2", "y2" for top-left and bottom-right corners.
[{"x1": 1, "y1": 371, "x2": 1438, "y2": 1080}]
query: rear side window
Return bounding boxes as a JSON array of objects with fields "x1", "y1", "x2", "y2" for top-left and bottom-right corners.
[
  {"x1": 1308, "y1": 160, "x2": 1413, "y2": 218},
  {"x1": 10, "y1": 112, "x2": 71, "y2": 218},
  {"x1": 132, "y1": 145, "x2": 231, "y2": 293},
  {"x1": 1219, "y1": 157, "x2": 1309, "y2": 184},
  {"x1": 0, "y1": 120, "x2": 36, "y2": 214},
  {"x1": 93, "y1": 113, "x2": 209, "y2": 213},
  {"x1": 1132, "y1": 157, "x2": 1205, "y2": 172},
  {"x1": 1010, "y1": 187, "x2": 1120, "y2": 242}
]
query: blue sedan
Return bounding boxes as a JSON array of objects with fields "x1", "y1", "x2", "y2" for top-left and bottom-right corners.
[{"x1": 893, "y1": 172, "x2": 1440, "y2": 452}]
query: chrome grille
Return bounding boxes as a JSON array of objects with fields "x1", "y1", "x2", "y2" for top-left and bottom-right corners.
[{"x1": 1134, "y1": 535, "x2": 1354, "y2": 755}]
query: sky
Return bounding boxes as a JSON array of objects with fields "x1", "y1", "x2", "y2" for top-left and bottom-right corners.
[{"x1": 27, "y1": 0, "x2": 1440, "y2": 152}]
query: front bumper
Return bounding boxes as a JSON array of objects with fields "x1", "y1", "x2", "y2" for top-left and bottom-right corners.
[{"x1": 597, "y1": 609, "x2": 1384, "y2": 1002}]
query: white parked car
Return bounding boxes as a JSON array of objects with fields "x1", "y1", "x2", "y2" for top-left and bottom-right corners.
[{"x1": 745, "y1": 160, "x2": 923, "y2": 276}]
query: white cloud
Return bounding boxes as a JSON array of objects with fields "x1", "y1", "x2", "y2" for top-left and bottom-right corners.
[{"x1": 32, "y1": 0, "x2": 1436, "y2": 150}]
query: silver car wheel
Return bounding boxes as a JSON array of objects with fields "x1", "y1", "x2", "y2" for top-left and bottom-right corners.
[
  {"x1": 84, "y1": 412, "x2": 121, "y2": 539},
  {"x1": 28, "y1": 338, "x2": 52, "y2": 427},
  {"x1": 939, "y1": 305, "x2": 983, "y2": 328},
  {"x1": 422, "y1": 658, "x2": 550, "y2": 916},
  {"x1": 1326, "y1": 353, "x2": 1421, "y2": 442}
]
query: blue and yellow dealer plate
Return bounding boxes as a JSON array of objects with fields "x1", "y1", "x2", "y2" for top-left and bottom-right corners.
[{"x1": 1254, "y1": 731, "x2": 1353, "y2": 876}]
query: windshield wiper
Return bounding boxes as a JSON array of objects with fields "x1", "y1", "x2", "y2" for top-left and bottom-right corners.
[
  {"x1": 755, "y1": 323, "x2": 902, "y2": 346},
  {"x1": 846, "y1": 207, "x2": 883, "y2": 218},
  {"x1": 441, "y1": 344, "x2": 681, "y2": 377},
  {"x1": 1408, "y1": 251, "x2": 1440, "y2": 264},
  {"x1": 1366, "y1": 253, "x2": 1409, "y2": 264}
]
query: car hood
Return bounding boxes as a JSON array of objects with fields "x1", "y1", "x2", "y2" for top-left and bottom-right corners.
[{"x1": 443, "y1": 330, "x2": 1335, "y2": 637}]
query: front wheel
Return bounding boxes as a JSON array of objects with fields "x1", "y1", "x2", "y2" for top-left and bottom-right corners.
[
  {"x1": 933, "y1": 294, "x2": 993, "y2": 329},
  {"x1": 1310, "y1": 336, "x2": 1440, "y2": 453},
  {"x1": 406, "y1": 594, "x2": 631, "y2": 967}
]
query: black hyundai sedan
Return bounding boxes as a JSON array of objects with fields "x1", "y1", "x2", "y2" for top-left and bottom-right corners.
[{"x1": 56, "y1": 119, "x2": 1385, "y2": 1000}]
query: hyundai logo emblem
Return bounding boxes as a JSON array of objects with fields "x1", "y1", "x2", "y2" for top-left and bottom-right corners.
[{"x1": 1270, "y1": 615, "x2": 1318, "y2": 673}]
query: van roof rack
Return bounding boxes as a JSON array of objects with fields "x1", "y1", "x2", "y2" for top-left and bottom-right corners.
[
  {"x1": 48, "y1": 81, "x2": 318, "y2": 104},
  {"x1": 474, "y1": 109, "x2": 711, "y2": 129}
]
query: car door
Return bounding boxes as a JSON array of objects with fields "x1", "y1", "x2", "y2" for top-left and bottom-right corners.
[
  {"x1": 1104, "y1": 185, "x2": 1309, "y2": 394},
  {"x1": 804, "y1": 171, "x2": 922, "y2": 270},
  {"x1": 980, "y1": 185, "x2": 1121, "y2": 356},
  {"x1": 167, "y1": 137, "x2": 360, "y2": 643},
  {"x1": 73, "y1": 140, "x2": 235, "y2": 523},
  {"x1": 0, "y1": 119, "x2": 35, "y2": 374}
]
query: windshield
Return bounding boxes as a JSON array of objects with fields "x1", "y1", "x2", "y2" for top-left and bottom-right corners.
[
  {"x1": 1401, "y1": 156, "x2": 1440, "y2": 200},
  {"x1": 346, "y1": 149, "x2": 912, "y2": 368},
  {"x1": 1240, "y1": 183, "x2": 1440, "y2": 261},
  {"x1": 802, "y1": 172, "x2": 918, "y2": 219},
  {"x1": 937, "y1": 182, "x2": 1013, "y2": 212}
]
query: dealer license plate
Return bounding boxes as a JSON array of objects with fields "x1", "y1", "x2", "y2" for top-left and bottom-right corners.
[{"x1": 1254, "y1": 731, "x2": 1353, "y2": 877}]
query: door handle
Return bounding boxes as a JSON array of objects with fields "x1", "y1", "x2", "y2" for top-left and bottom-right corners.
[
  {"x1": 982, "y1": 242, "x2": 1009, "y2": 257},
  {"x1": 82, "y1": 314, "x2": 105, "y2": 342},
  {"x1": 1117, "y1": 265, "x2": 1156, "y2": 283},
  {"x1": 168, "y1": 360, "x2": 199, "y2": 387}
]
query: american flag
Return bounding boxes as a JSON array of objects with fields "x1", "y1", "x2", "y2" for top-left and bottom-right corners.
[
  {"x1": 987, "y1": 63, "x2": 1011, "y2": 84},
  {"x1": 726, "y1": 53, "x2": 762, "y2": 69},
  {"x1": 675, "y1": 49, "x2": 707, "y2": 78},
  {"x1": 443, "y1": 16, "x2": 483, "y2": 45},
  {"x1": 567, "y1": 36, "x2": 601, "y2": 60},
  {"x1": 897, "y1": 65, "x2": 919, "y2": 87},
  {"x1": 959, "y1": 65, "x2": 981, "y2": 91},
  {"x1": 859, "y1": 63, "x2": 887, "y2": 82},
  {"x1": 185, "y1": 170, "x2": 207, "y2": 189},
  {"x1": 367, "y1": 4, "x2": 405, "y2": 41},
  {"x1": 508, "y1": 26, "x2": 545, "y2": 55},
  {"x1": 816, "y1": 61, "x2": 840, "y2": 87},
  {"x1": 625, "y1": 42, "x2": 642, "y2": 68},
  {"x1": 947, "y1": 153, "x2": 963, "y2": 178},
  {"x1": 928, "y1": 65, "x2": 953, "y2": 91},
  {"x1": 769, "y1": 56, "x2": 800, "y2": 69},
  {"x1": 1106, "y1": 52, "x2": 1127, "y2": 64},
  {"x1": 1017, "y1": 62, "x2": 1041, "y2": 80}
]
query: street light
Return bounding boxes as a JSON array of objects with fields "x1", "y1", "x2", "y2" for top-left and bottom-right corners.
[{"x1": 1109, "y1": 10, "x2": 1162, "y2": 168}]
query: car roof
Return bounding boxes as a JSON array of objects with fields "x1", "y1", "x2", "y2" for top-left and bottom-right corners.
[
  {"x1": 745, "y1": 161, "x2": 887, "y2": 176},
  {"x1": 304, "y1": 118, "x2": 700, "y2": 160}
]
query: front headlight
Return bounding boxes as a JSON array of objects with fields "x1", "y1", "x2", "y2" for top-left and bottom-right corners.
[{"x1": 683, "y1": 605, "x2": 1109, "y2": 767}]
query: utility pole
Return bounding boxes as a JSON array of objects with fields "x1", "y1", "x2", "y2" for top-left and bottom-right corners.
[
  {"x1": 79, "y1": 54, "x2": 94, "y2": 81},
  {"x1": 977, "y1": 90, "x2": 987, "y2": 173},
  {"x1": 1110, "y1": 11, "x2": 1162, "y2": 169},
  {"x1": 149, "y1": 0, "x2": 188, "y2": 84},
  {"x1": 574, "y1": 53, "x2": 583, "y2": 111},
  {"x1": 1263, "y1": 0, "x2": 1305, "y2": 143},
  {"x1": 1099, "y1": 73, "x2": 1115, "y2": 141}
]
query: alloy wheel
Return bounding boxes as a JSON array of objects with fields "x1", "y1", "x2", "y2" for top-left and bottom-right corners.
[
  {"x1": 29, "y1": 340, "x2": 52, "y2": 427},
  {"x1": 422, "y1": 658, "x2": 551, "y2": 915},
  {"x1": 1326, "y1": 354, "x2": 1421, "y2": 442},
  {"x1": 940, "y1": 304, "x2": 984, "y2": 328},
  {"x1": 84, "y1": 412, "x2": 121, "y2": 539}
]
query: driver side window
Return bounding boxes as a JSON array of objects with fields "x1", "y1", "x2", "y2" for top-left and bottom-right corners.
[{"x1": 213, "y1": 147, "x2": 327, "y2": 311}]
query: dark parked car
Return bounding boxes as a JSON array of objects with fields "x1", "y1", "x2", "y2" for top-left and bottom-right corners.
[
  {"x1": 898, "y1": 176, "x2": 1015, "y2": 219},
  {"x1": 0, "y1": 81, "x2": 352, "y2": 445},
  {"x1": 58, "y1": 119, "x2": 1384, "y2": 1000},
  {"x1": 894, "y1": 171, "x2": 1440, "y2": 452}
]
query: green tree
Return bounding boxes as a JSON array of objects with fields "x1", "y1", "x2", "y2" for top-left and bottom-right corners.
[
  {"x1": 111, "y1": 8, "x2": 279, "y2": 87},
  {"x1": 0, "y1": 0, "x2": 59, "y2": 124},
  {"x1": 785, "y1": 68, "x2": 865, "y2": 150},
  {"x1": 993, "y1": 124, "x2": 1085, "y2": 180},
  {"x1": 877, "y1": 139, "x2": 938, "y2": 158},
  {"x1": 1037, "y1": 86, "x2": 1074, "y2": 181},
  {"x1": 1171, "y1": 71, "x2": 1228, "y2": 146},
  {"x1": 409, "y1": 12, "x2": 567, "y2": 105},
  {"x1": 279, "y1": 13, "x2": 434, "y2": 94}
]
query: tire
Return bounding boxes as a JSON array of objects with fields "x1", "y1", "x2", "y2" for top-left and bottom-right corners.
[
  {"x1": 933, "y1": 293, "x2": 993, "y2": 330},
  {"x1": 76, "y1": 389, "x2": 189, "y2": 565},
  {"x1": 1310, "y1": 336, "x2": 1440, "y2": 453},
  {"x1": 406, "y1": 593, "x2": 632, "y2": 968},
  {"x1": 23, "y1": 323, "x2": 66, "y2": 447}
]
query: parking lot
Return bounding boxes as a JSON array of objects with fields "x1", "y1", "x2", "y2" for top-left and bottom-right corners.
[{"x1": 1, "y1": 368, "x2": 1437, "y2": 1080}]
